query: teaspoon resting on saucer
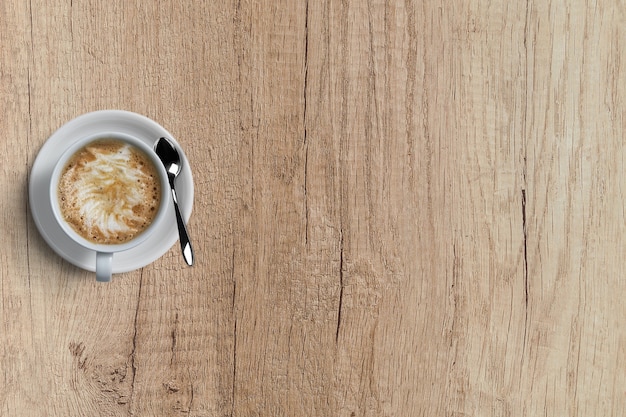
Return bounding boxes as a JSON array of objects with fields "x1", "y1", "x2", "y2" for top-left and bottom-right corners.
[{"x1": 155, "y1": 137, "x2": 194, "y2": 266}]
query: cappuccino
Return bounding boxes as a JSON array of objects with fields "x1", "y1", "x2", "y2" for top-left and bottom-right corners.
[{"x1": 57, "y1": 139, "x2": 161, "y2": 244}]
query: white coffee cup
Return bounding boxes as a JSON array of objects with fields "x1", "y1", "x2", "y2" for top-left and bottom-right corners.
[{"x1": 49, "y1": 132, "x2": 170, "y2": 282}]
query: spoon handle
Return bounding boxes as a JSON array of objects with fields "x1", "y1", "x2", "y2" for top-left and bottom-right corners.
[{"x1": 169, "y1": 179, "x2": 194, "y2": 266}]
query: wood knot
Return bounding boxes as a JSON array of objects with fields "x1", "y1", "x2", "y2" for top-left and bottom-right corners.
[
  {"x1": 68, "y1": 341, "x2": 85, "y2": 358},
  {"x1": 68, "y1": 341, "x2": 87, "y2": 369},
  {"x1": 164, "y1": 381, "x2": 180, "y2": 393}
]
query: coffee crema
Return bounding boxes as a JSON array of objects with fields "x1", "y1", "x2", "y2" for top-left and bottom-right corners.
[{"x1": 57, "y1": 139, "x2": 161, "y2": 245}]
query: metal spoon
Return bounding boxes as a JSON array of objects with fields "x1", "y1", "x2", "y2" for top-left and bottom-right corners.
[{"x1": 155, "y1": 137, "x2": 194, "y2": 266}]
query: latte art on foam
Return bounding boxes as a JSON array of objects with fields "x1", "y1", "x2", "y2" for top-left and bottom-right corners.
[{"x1": 58, "y1": 139, "x2": 161, "y2": 244}]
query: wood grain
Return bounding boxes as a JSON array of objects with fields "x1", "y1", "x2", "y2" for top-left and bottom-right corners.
[{"x1": 1, "y1": 0, "x2": 625, "y2": 416}]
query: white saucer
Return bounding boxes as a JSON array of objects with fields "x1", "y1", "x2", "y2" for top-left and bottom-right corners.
[{"x1": 29, "y1": 110, "x2": 194, "y2": 274}]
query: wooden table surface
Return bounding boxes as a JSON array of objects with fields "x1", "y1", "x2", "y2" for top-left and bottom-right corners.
[{"x1": 2, "y1": 1, "x2": 625, "y2": 416}]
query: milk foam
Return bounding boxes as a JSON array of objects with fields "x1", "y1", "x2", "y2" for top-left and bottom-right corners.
[{"x1": 58, "y1": 140, "x2": 161, "y2": 244}]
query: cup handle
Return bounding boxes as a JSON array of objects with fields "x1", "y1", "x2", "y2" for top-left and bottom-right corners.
[{"x1": 96, "y1": 252, "x2": 113, "y2": 282}]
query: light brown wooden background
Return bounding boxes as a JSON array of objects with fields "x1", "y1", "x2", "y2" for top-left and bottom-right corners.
[{"x1": 1, "y1": 0, "x2": 625, "y2": 416}]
